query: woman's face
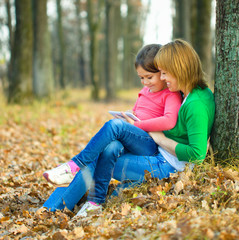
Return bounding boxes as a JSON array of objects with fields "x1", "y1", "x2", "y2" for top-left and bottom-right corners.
[
  {"x1": 159, "y1": 69, "x2": 179, "y2": 92},
  {"x1": 137, "y1": 66, "x2": 166, "y2": 93}
]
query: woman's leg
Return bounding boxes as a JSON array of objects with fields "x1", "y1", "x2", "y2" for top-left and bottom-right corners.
[
  {"x1": 87, "y1": 151, "x2": 177, "y2": 204},
  {"x1": 113, "y1": 152, "x2": 177, "y2": 182}
]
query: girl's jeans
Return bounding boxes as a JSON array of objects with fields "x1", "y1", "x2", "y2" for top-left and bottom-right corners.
[{"x1": 43, "y1": 119, "x2": 177, "y2": 211}]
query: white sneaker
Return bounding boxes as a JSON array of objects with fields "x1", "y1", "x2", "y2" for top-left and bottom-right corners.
[
  {"x1": 43, "y1": 163, "x2": 75, "y2": 186},
  {"x1": 75, "y1": 202, "x2": 102, "y2": 217}
]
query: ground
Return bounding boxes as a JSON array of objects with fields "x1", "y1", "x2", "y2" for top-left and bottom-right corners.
[{"x1": 0, "y1": 89, "x2": 239, "y2": 240}]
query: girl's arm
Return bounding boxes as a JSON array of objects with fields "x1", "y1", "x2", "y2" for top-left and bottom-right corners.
[{"x1": 134, "y1": 92, "x2": 182, "y2": 132}]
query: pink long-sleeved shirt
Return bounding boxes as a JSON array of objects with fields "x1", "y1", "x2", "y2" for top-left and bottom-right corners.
[{"x1": 133, "y1": 87, "x2": 182, "y2": 132}]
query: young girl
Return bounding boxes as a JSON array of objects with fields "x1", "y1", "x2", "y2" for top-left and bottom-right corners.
[{"x1": 42, "y1": 44, "x2": 182, "y2": 215}]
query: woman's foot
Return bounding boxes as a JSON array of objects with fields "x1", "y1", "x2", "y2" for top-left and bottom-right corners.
[
  {"x1": 43, "y1": 161, "x2": 80, "y2": 186},
  {"x1": 75, "y1": 201, "x2": 102, "y2": 217}
]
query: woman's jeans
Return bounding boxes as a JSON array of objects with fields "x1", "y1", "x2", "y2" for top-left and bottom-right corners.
[{"x1": 43, "y1": 119, "x2": 177, "y2": 211}]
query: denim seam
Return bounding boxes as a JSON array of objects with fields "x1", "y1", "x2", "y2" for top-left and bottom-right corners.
[
  {"x1": 73, "y1": 156, "x2": 86, "y2": 168},
  {"x1": 123, "y1": 128, "x2": 153, "y2": 141}
]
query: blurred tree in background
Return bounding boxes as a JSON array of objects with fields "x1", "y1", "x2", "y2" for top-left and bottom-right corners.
[
  {"x1": 173, "y1": 0, "x2": 213, "y2": 88},
  {"x1": 56, "y1": 0, "x2": 66, "y2": 89},
  {"x1": 32, "y1": 0, "x2": 54, "y2": 98},
  {"x1": 0, "y1": 0, "x2": 146, "y2": 102},
  {"x1": 8, "y1": 0, "x2": 33, "y2": 103},
  {"x1": 0, "y1": 0, "x2": 237, "y2": 159}
]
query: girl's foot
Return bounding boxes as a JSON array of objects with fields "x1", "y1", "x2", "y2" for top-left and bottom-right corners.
[
  {"x1": 43, "y1": 161, "x2": 80, "y2": 186},
  {"x1": 75, "y1": 201, "x2": 102, "y2": 217}
]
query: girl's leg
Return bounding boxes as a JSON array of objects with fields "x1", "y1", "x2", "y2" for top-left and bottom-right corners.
[
  {"x1": 72, "y1": 119, "x2": 158, "y2": 168},
  {"x1": 43, "y1": 161, "x2": 96, "y2": 211},
  {"x1": 44, "y1": 119, "x2": 158, "y2": 185},
  {"x1": 87, "y1": 140, "x2": 125, "y2": 204},
  {"x1": 43, "y1": 140, "x2": 125, "y2": 211}
]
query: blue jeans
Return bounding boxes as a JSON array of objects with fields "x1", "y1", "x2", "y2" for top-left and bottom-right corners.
[{"x1": 43, "y1": 119, "x2": 176, "y2": 211}]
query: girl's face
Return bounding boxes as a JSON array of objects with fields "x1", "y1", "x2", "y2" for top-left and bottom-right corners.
[
  {"x1": 159, "y1": 69, "x2": 179, "y2": 92},
  {"x1": 137, "y1": 66, "x2": 166, "y2": 93}
]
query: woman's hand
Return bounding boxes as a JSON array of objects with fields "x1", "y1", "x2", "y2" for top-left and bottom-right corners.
[{"x1": 149, "y1": 131, "x2": 178, "y2": 157}]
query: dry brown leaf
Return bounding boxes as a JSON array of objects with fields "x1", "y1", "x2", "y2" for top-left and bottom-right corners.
[
  {"x1": 52, "y1": 230, "x2": 68, "y2": 240},
  {"x1": 130, "y1": 195, "x2": 148, "y2": 207},
  {"x1": 1, "y1": 91, "x2": 239, "y2": 239},
  {"x1": 174, "y1": 180, "x2": 184, "y2": 195},
  {"x1": 121, "y1": 203, "x2": 131, "y2": 216},
  {"x1": 223, "y1": 169, "x2": 239, "y2": 181}
]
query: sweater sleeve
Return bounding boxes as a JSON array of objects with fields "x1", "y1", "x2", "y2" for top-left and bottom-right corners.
[
  {"x1": 175, "y1": 101, "x2": 209, "y2": 163},
  {"x1": 134, "y1": 92, "x2": 182, "y2": 132}
]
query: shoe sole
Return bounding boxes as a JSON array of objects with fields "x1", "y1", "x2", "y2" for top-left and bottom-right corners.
[{"x1": 43, "y1": 172, "x2": 70, "y2": 187}]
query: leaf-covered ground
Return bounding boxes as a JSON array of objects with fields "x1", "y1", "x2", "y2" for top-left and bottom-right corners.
[{"x1": 0, "y1": 89, "x2": 239, "y2": 240}]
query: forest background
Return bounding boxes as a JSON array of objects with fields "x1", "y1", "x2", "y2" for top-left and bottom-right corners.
[{"x1": 0, "y1": 0, "x2": 238, "y2": 239}]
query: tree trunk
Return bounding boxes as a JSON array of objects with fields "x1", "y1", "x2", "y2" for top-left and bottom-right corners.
[
  {"x1": 211, "y1": 0, "x2": 239, "y2": 159},
  {"x1": 75, "y1": 0, "x2": 87, "y2": 87},
  {"x1": 5, "y1": 0, "x2": 13, "y2": 57},
  {"x1": 194, "y1": 0, "x2": 213, "y2": 89},
  {"x1": 173, "y1": 0, "x2": 191, "y2": 42},
  {"x1": 104, "y1": 0, "x2": 120, "y2": 101},
  {"x1": 122, "y1": 0, "x2": 144, "y2": 89},
  {"x1": 56, "y1": 0, "x2": 66, "y2": 89},
  {"x1": 8, "y1": 0, "x2": 33, "y2": 103},
  {"x1": 87, "y1": 0, "x2": 104, "y2": 100},
  {"x1": 32, "y1": 0, "x2": 54, "y2": 98},
  {"x1": 5, "y1": 0, "x2": 13, "y2": 90}
]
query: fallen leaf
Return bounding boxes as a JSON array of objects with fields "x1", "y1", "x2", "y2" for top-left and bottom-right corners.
[
  {"x1": 121, "y1": 203, "x2": 131, "y2": 216},
  {"x1": 174, "y1": 180, "x2": 184, "y2": 194}
]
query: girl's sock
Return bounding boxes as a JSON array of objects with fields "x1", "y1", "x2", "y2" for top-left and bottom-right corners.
[
  {"x1": 67, "y1": 160, "x2": 80, "y2": 174},
  {"x1": 88, "y1": 201, "x2": 100, "y2": 206}
]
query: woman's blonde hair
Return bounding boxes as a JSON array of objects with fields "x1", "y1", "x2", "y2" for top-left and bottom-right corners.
[{"x1": 154, "y1": 39, "x2": 207, "y2": 92}]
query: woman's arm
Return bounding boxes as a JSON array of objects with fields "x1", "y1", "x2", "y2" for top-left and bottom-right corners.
[{"x1": 149, "y1": 131, "x2": 178, "y2": 156}]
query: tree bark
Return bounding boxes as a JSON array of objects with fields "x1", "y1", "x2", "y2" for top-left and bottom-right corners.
[
  {"x1": 194, "y1": 0, "x2": 213, "y2": 89},
  {"x1": 5, "y1": 0, "x2": 13, "y2": 90},
  {"x1": 104, "y1": 0, "x2": 120, "y2": 101},
  {"x1": 87, "y1": 0, "x2": 104, "y2": 100},
  {"x1": 56, "y1": 0, "x2": 66, "y2": 89},
  {"x1": 122, "y1": 0, "x2": 144, "y2": 89},
  {"x1": 173, "y1": 0, "x2": 191, "y2": 42},
  {"x1": 8, "y1": 0, "x2": 33, "y2": 103},
  {"x1": 32, "y1": 0, "x2": 54, "y2": 98},
  {"x1": 211, "y1": 0, "x2": 239, "y2": 159},
  {"x1": 75, "y1": 0, "x2": 87, "y2": 87}
]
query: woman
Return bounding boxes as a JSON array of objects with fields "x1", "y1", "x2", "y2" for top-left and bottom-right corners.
[{"x1": 43, "y1": 39, "x2": 215, "y2": 217}]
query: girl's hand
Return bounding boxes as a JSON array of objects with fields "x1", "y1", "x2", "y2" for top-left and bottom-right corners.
[{"x1": 121, "y1": 112, "x2": 135, "y2": 125}]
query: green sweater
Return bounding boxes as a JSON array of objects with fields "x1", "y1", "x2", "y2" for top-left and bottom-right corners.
[{"x1": 164, "y1": 87, "x2": 215, "y2": 164}]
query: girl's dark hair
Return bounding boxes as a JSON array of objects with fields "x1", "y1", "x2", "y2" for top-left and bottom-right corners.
[{"x1": 135, "y1": 44, "x2": 162, "y2": 73}]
